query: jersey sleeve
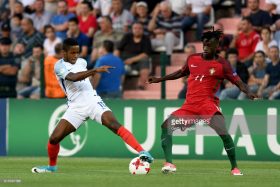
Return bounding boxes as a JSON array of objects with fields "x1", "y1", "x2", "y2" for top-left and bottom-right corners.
[
  {"x1": 54, "y1": 62, "x2": 69, "y2": 80},
  {"x1": 223, "y1": 60, "x2": 241, "y2": 84}
]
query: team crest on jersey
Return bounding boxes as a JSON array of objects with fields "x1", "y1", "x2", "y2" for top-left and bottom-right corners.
[{"x1": 209, "y1": 68, "x2": 215, "y2": 75}]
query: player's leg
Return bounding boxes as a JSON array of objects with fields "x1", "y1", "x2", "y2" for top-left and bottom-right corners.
[
  {"x1": 48, "y1": 119, "x2": 76, "y2": 165},
  {"x1": 32, "y1": 119, "x2": 76, "y2": 173},
  {"x1": 210, "y1": 113, "x2": 243, "y2": 175},
  {"x1": 161, "y1": 117, "x2": 177, "y2": 173},
  {"x1": 101, "y1": 111, "x2": 153, "y2": 163}
]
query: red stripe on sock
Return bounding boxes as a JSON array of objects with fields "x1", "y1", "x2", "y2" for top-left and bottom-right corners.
[
  {"x1": 48, "y1": 141, "x2": 60, "y2": 166},
  {"x1": 117, "y1": 126, "x2": 144, "y2": 152}
]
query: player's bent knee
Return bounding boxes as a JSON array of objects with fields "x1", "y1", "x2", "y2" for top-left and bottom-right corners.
[{"x1": 49, "y1": 135, "x2": 60, "y2": 145}]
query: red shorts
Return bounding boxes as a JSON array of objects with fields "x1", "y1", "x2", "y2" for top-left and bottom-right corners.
[{"x1": 171, "y1": 101, "x2": 222, "y2": 120}]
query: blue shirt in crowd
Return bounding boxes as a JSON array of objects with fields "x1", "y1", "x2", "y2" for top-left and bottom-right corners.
[
  {"x1": 51, "y1": 13, "x2": 75, "y2": 40},
  {"x1": 94, "y1": 53, "x2": 125, "y2": 94},
  {"x1": 266, "y1": 61, "x2": 280, "y2": 86}
]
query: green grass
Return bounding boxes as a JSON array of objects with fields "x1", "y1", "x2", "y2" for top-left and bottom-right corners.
[{"x1": 0, "y1": 157, "x2": 279, "y2": 187}]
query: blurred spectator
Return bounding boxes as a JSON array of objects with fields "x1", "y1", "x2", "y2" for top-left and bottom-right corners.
[
  {"x1": 27, "y1": 0, "x2": 52, "y2": 32},
  {"x1": 133, "y1": 1, "x2": 150, "y2": 35},
  {"x1": 10, "y1": 14, "x2": 23, "y2": 42},
  {"x1": 168, "y1": 0, "x2": 186, "y2": 16},
  {"x1": 117, "y1": 22, "x2": 152, "y2": 89},
  {"x1": 45, "y1": 0, "x2": 58, "y2": 16},
  {"x1": 17, "y1": 18, "x2": 44, "y2": 58},
  {"x1": 238, "y1": 50, "x2": 266, "y2": 99},
  {"x1": 93, "y1": 40, "x2": 125, "y2": 98},
  {"x1": 9, "y1": 1, "x2": 25, "y2": 16},
  {"x1": 230, "y1": 17, "x2": 260, "y2": 67},
  {"x1": 78, "y1": 1, "x2": 97, "y2": 38},
  {"x1": 17, "y1": 44, "x2": 44, "y2": 99},
  {"x1": 255, "y1": 27, "x2": 278, "y2": 57},
  {"x1": 67, "y1": 17, "x2": 90, "y2": 58},
  {"x1": 148, "y1": 1, "x2": 182, "y2": 59},
  {"x1": 182, "y1": 0, "x2": 212, "y2": 40},
  {"x1": 17, "y1": 0, "x2": 35, "y2": 7},
  {"x1": 0, "y1": 8, "x2": 10, "y2": 26},
  {"x1": 66, "y1": 0, "x2": 80, "y2": 13},
  {"x1": 266, "y1": 0, "x2": 280, "y2": 23},
  {"x1": 257, "y1": 46, "x2": 280, "y2": 99},
  {"x1": 178, "y1": 44, "x2": 196, "y2": 99},
  {"x1": 44, "y1": 43, "x2": 65, "y2": 98},
  {"x1": 245, "y1": 0, "x2": 272, "y2": 32},
  {"x1": 13, "y1": 42, "x2": 25, "y2": 67},
  {"x1": 219, "y1": 48, "x2": 249, "y2": 100},
  {"x1": 0, "y1": 22, "x2": 11, "y2": 39},
  {"x1": 131, "y1": 0, "x2": 162, "y2": 15},
  {"x1": 0, "y1": 37, "x2": 18, "y2": 98},
  {"x1": 90, "y1": 16, "x2": 123, "y2": 65},
  {"x1": 43, "y1": 25, "x2": 62, "y2": 56},
  {"x1": 51, "y1": 0, "x2": 75, "y2": 40},
  {"x1": 110, "y1": 0, "x2": 134, "y2": 33},
  {"x1": 93, "y1": 0, "x2": 111, "y2": 16},
  {"x1": 214, "y1": 23, "x2": 232, "y2": 58}
]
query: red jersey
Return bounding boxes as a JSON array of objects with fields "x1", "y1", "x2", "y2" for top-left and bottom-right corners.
[
  {"x1": 235, "y1": 31, "x2": 259, "y2": 60},
  {"x1": 78, "y1": 15, "x2": 98, "y2": 36},
  {"x1": 181, "y1": 53, "x2": 241, "y2": 105}
]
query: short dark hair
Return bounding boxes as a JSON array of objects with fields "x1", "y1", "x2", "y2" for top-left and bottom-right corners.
[
  {"x1": 255, "y1": 50, "x2": 265, "y2": 57},
  {"x1": 102, "y1": 40, "x2": 114, "y2": 53},
  {"x1": 81, "y1": 0, "x2": 93, "y2": 10},
  {"x1": 101, "y1": 16, "x2": 112, "y2": 24},
  {"x1": 13, "y1": 13, "x2": 23, "y2": 20},
  {"x1": 33, "y1": 44, "x2": 43, "y2": 50},
  {"x1": 43, "y1": 24, "x2": 55, "y2": 34},
  {"x1": 23, "y1": 17, "x2": 34, "y2": 26},
  {"x1": 242, "y1": 16, "x2": 253, "y2": 24},
  {"x1": 68, "y1": 17, "x2": 79, "y2": 24},
  {"x1": 63, "y1": 38, "x2": 79, "y2": 51},
  {"x1": 201, "y1": 27, "x2": 223, "y2": 41},
  {"x1": 55, "y1": 43, "x2": 63, "y2": 54},
  {"x1": 226, "y1": 48, "x2": 239, "y2": 57}
]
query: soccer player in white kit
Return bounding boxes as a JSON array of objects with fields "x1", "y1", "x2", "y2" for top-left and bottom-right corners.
[{"x1": 32, "y1": 38, "x2": 153, "y2": 173}]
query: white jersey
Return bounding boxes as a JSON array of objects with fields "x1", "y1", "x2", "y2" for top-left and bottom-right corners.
[{"x1": 54, "y1": 58, "x2": 97, "y2": 107}]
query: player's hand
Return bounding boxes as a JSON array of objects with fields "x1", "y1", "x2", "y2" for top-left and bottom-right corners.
[
  {"x1": 94, "y1": 66, "x2": 115, "y2": 73},
  {"x1": 247, "y1": 92, "x2": 260, "y2": 100},
  {"x1": 147, "y1": 76, "x2": 161, "y2": 84}
]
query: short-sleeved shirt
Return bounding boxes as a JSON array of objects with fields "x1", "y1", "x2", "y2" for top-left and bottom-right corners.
[
  {"x1": 265, "y1": 61, "x2": 280, "y2": 86},
  {"x1": 118, "y1": 33, "x2": 152, "y2": 56},
  {"x1": 27, "y1": 11, "x2": 52, "y2": 31},
  {"x1": 181, "y1": 53, "x2": 241, "y2": 104},
  {"x1": 235, "y1": 31, "x2": 260, "y2": 60},
  {"x1": 93, "y1": 0, "x2": 111, "y2": 16},
  {"x1": 110, "y1": 9, "x2": 134, "y2": 32},
  {"x1": 186, "y1": 0, "x2": 212, "y2": 14},
  {"x1": 94, "y1": 53, "x2": 125, "y2": 93},
  {"x1": 0, "y1": 53, "x2": 18, "y2": 97},
  {"x1": 54, "y1": 58, "x2": 97, "y2": 105},
  {"x1": 78, "y1": 15, "x2": 98, "y2": 36},
  {"x1": 70, "y1": 33, "x2": 90, "y2": 48},
  {"x1": 43, "y1": 37, "x2": 62, "y2": 56},
  {"x1": 17, "y1": 30, "x2": 45, "y2": 58},
  {"x1": 156, "y1": 12, "x2": 183, "y2": 34},
  {"x1": 93, "y1": 30, "x2": 123, "y2": 49},
  {"x1": 51, "y1": 13, "x2": 75, "y2": 39},
  {"x1": 249, "y1": 10, "x2": 272, "y2": 28}
]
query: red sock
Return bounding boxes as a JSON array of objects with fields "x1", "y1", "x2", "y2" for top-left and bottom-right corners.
[
  {"x1": 117, "y1": 126, "x2": 144, "y2": 152},
  {"x1": 48, "y1": 141, "x2": 60, "y2": 166}
]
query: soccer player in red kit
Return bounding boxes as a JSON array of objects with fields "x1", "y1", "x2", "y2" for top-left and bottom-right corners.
[{"x1": 148, "y1": 29, "x2": 258, "y2": 175}]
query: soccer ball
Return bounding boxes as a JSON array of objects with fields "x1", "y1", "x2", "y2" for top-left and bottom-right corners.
[{"x1": 129, "y1": 157, "x2": 150, "y2": 175}]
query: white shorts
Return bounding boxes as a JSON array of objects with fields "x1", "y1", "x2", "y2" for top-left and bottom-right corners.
[{"x1": 62, "y1": 96, "x2": 111, "y2": 129}]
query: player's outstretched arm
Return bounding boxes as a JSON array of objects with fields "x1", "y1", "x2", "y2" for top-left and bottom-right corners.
[
  {"x1": 66, "y1": 66, "x2": 114, "y2": 82},
  {"x1": 147, "y1": 69, "x2": 186, "y2": 84},
  {"x1": 235, "y1": 80, "x2": 259, "y2": 100}
]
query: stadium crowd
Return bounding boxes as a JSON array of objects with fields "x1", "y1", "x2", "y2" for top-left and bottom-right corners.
[{"x1": 0, "y1": 0, "x2": 279, "y2": 99}]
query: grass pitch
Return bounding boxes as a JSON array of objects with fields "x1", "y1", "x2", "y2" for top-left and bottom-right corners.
[{"x1": 0, "y1": 157, "x2": 279, "y2": 187}]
